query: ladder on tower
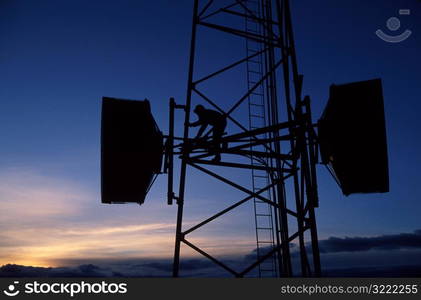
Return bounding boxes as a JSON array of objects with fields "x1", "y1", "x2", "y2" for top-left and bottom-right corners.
[{"x1": 245, "y1": 0, "x2": 278, "y2": 278}]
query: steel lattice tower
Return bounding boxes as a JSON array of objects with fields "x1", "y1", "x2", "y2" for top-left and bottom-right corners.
[{"x1": 169, "y1": 0, "x2": 321, "y2": 277}]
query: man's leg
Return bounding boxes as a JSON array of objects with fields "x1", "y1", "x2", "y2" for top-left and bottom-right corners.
[{"x1": 211, "y1": 123, "x2": 225, "y2": 162}]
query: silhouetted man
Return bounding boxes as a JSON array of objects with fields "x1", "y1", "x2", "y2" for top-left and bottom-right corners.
[{"x1": 189, "y1": 104, "x2": 227, "y2": 162}]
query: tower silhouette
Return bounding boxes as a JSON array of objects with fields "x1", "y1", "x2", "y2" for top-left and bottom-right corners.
[{"x1": 170, "y1": 0, "x2": 321, "y2": 277}]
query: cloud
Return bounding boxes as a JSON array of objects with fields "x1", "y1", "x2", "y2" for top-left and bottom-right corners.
[
  {"x1": 0, "y1": 264, "x2": 122, "y2": 278},
  {"x1": 6, "y1": 167, "x2": 419, "y2": 274},
  {"x1": 60, "y1": 223, "x2": 175, "y2": 236},
  {"x1": 317, "y1": 230, "x2": 421, "y2": 253},
  {"x1": 0, "y1": 168, "x2": 86, "y2": 219},
  {"x1": 0, "y1": 260, "x2": 215, "y2": 278},
  {"x1": 129, "y1": 259, "x2": 219, "y2": 275},
  {"x1": 0, "y1": 222, "x2": 178, "y2": 267},
  {"x1": 0, "y1": 167, "x2": 107, "y2": 232},
  {"x1": 0, "y1": 167, "x2": 257, "y2": 267},
  {"x1": 3, "y1": 255, "x2": 421, "y2": 278},
  {"x1": 0, "y1": 256, "x2": 255, "y2": 278},
  {"x1": 0, "y1": 168, "x2": 178, "y2": 266},
  {"x1": 240, "y1": 230, "x2": 421, "y2": 275},
  {"x1": 243, "y1": 245, "x2": 279, "y2": 262},
  {"x1": 2, "y1": 229, "x2": 421, "y2": 278}
]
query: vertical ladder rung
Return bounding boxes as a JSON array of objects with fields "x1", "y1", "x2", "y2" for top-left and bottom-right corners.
[{"x1": 246, "y1": 1, "x2": 277, "y2": 277}]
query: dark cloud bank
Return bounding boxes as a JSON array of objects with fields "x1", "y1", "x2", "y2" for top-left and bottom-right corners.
[
  {"x1": 318, "y1": 229, "x2": 421, "y2": 253},
  {"x1": 2, "y1": 230, "x2": 421, "y2": 277}
]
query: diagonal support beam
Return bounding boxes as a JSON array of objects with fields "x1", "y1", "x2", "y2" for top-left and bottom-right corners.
[
  {"x1": 183, "y1": 180, "x2": 279, "y2": 235},
  {"x1": 200, "y1": 0, "x2": 247, "y2": 20},
  {"x1": 194, "y1": 47, "x2": 268, "y2": 85},
  {"x1": 198, "y1": 0, "x2": 214, "y2": 17},
  {"x1": 188, "y1": 158, "x2": 280, "y2": 172},
  {"x1": 199, "y1": 21, "x2": 278, "y2": 46},
  {"x1": 226, "y1": 58, "x2": 285, "y2": 117},
  {"x1": 188, "y1": 162, "x2": 277, "y2": 207},
  {"x1": 183, "y1": 238, "x2": 240, "y2": 277},
  {"x1": 185, "y1": 162, "x2": 310, "y2": 223}
]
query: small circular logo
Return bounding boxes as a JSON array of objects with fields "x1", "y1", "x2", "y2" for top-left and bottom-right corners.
[
  {"x1": 375, "y1": 9, "x2": 412, "y2": 43},
  {"x1": 386, "y1": 17, "x2": 401, "y2": 31},
  {"x1": 3, "y1": 281, "x2": 20, "y2": 297}
]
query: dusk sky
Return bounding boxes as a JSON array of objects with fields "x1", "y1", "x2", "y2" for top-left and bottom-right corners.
[{"x1": 1, "y1": 0, "x2": 421, "y2": 277}]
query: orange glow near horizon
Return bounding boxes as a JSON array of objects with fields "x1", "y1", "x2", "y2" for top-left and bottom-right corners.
[
  {"x1": 1, "y1": 222, "x2": 255, "y2": 268},
  {"x1": 0, "y1": 169, "x2": 256, "y2": 268}
]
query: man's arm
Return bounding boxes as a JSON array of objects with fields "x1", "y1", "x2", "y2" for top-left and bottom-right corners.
[{"x1": 189, "y1": 120, "x2": 201, "y2": 127}]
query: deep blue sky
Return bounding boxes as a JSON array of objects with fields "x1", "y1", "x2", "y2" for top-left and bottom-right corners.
[{"x1": 1, "y1": 0, "x2": 421, "y2": 275}]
